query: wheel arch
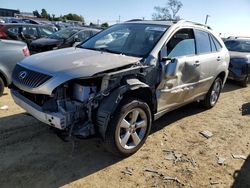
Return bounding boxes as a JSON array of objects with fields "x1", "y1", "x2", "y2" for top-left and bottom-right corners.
[
  {"x1": 216, "y1": 71, "x2": 227, "y2": 86},
  {"x1": 96, "y1": 78, "x2": 155, "y2": 139},
  {"x1": 0, "y1": 70, "x2": 9, "y2": 87}
]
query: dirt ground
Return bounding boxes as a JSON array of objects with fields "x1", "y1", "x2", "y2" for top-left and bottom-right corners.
[{"x1": 0, "y1": 81, "x2": 249, "y2": 188}]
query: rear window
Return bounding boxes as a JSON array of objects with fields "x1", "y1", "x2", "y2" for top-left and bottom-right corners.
[
  {"x1": 39, "y1": 27, "x2": 53, "y2": 37},
  {"x1": 209, "y1": 35, "x2": 217, "y2": 52},
  {"x1": 195, "y1": 30, "x2": 211, "y2": 54},
  {"x1": 211, "y1": 35, "x2": 222, "y2": 51},
  {"x1": 225, "y1": 40, "x2": 250, "y2": 53},
  {"x1": 8, "y1": 27, "x2": 20, "y2": 34}
]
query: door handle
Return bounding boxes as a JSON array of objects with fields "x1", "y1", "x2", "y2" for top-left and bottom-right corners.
[
  {"x1": 217, "y1": 56, "x2": 221, "y2": 62},
  {"x1": 194, "y1": 61, "x2": 200, "y2": 67}
]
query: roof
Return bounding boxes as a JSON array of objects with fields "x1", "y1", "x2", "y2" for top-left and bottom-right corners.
[
  {"x1": 125, "y1": 20, "x2": 175, "y2": 26},
  {"x1": 124, "y1": 19, "x2": 211, "y2": 29},
  {"x1": 0, "y1": 23, "x2": 53, "y2": 27}
]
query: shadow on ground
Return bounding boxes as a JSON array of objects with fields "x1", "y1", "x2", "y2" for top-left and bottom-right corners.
[
  {"x1": 222, "y1": 80, "x2": 245, "y2": 93},
  {"x1": 151, "y1": 102, "x2": 206, "y2": 133},
  {"x1": 0, "y1": 102, "x2": 207, "y2": 187},
  {"x1": 232, "y1": 155, "x2": 250, "y2": 188}
]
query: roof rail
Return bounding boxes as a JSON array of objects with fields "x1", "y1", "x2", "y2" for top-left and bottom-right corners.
[
  {"x1": 227, "y1": 36, "x2": 250, "y2": 39},
  {"x1": 125, "y1": 19, "x2": 180, "y2": 23},
  {"x1": 125, "y1": 19, "x2": 143, "y2": 22},
  {"x1": 235, "y1": 36, "x2": 250, "y2": 39},
  {"x1": 177, "y1": 20, "x2": 212, "y2": 29}
]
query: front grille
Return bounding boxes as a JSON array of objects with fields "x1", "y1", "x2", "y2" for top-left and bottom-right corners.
[{"x1": 13, "y1": 64, "x2": 52, "y2": 88}]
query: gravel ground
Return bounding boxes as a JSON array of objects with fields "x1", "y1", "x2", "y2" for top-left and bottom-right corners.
[{"x1": 0, "y1": 81, "x2": 249, "y2": 188}]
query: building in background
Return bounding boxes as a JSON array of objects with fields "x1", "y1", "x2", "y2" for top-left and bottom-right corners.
[{"x1": 0, "y1": 8, "x2": 20, "y2": 17}]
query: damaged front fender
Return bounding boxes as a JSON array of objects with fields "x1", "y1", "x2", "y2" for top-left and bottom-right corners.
[{"x1": 96, "y1": 78, "x2": 151, "y2": 139}]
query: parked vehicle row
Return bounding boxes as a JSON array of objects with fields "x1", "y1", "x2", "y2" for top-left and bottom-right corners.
[
  {"x1": 0, "y1": 23, "x2": 55, "y2": 47},
  {"x1": 30, "y1": 27, "x2": 101, "y2": 54},
  {"x1": 10, "y1": 20, "x2": 230, "y2": 156},
  {"x1": 0, "y1": 17, "x2": 83, "y2": 31}
]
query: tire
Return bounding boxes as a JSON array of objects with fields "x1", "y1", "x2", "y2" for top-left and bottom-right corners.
[
  {"x1": 0, "y1": 77, "x2": 4, "y2": 97},
  {"x1": 240, "y1": 76, "x2": 249, "y2": 87},
  {"x1": 201, "y1": 77, "x2": 222, "y2": 109},
  {"x1": 104, "y1": 98, "x2": 152, "y2": 157}
]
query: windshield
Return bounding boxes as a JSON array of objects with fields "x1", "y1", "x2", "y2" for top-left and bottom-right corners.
[
  {"x1": 225, "y1": 40, "x2": 250, "y2": 53},
  {"x1": 49, "y1": 28, "x2": 79, "y2": 40},
  {"x1": 80, "y1": 23, "x2": 168, "y2": 57}
]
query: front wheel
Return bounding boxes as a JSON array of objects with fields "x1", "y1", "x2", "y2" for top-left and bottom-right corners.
[
  {"x1": 104, "y1": 98, "x2": 152, "y2": 157},
  {"x1": 201, "y1": 77, "x2": 222, "y2": 108},
  {"x1": 0, "y1": 77, "x2": 4, "y2": 97}
]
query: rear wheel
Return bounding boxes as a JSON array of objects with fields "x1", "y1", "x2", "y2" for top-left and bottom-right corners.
[
  {"x1": 240, "y1": 76, "x2": 249, "y2": 87},
  {"x1": 0, "y1": 77, "x2": 4, "y2": 97},
  {"x1": 201, "y1": 77, "x2": 222, "y2": 108},
  {"x1": 104, "y1": 98, "x2": 152, "y2": 157}
]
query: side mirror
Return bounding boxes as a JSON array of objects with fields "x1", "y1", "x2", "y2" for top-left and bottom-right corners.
[{"x1": 165, "y1": 58, "x2": 178, "y2": 79}]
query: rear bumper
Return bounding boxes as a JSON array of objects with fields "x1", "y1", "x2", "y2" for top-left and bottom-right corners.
[
  {"x1": 228, "y1": 63, "x2": 250, "y2": 81},
  {"x1": 11, "y1": 89, "x2": 66, "y2": 130}
]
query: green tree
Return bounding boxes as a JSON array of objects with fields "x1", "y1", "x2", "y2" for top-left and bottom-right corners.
[
  {"x1": 101, "y1": 22, "x2": 109, "y2": 28},
  {"x1": 33, "y1": 10, "x2": 41, "y2": 18},
  {"x1": 152, "y1": 0, "x2": 183, "y2": 20},
  {"x1": 41, "y1": 9, "x2": 49, "y2": 19},
  {"x1": 63, "y1": 13, "x2": 84, "y2": 22}
]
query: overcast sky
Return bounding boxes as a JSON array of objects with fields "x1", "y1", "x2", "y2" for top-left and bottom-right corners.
[{"x1": 1, "y1": 0, "x2": 250, "y2": 36}]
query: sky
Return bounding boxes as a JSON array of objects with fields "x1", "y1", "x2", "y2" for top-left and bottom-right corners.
[{"x1": 1, "y1": 0, "x2": 250, "y2": 37}]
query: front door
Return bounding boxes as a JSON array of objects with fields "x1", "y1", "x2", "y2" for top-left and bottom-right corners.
[{"x1": 157, "y1": 28, "x2": 201, "y2": 112}]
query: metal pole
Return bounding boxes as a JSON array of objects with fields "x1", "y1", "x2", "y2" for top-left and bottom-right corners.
[{"x1": 205, "y1": 15, "x2": 210, "y2": 25}]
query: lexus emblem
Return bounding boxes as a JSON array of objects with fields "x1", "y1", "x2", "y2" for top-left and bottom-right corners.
[{"x1": 18, "y1": 71, "x2": 28, "y2": 80}]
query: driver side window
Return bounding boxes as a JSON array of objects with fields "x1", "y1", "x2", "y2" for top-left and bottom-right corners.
[
  {"x1": 22, "y1": 26, "x2": 39, "y2": 38},
  {"x1": 167, "y1": 29, "x2": 196, "y2": 58}
]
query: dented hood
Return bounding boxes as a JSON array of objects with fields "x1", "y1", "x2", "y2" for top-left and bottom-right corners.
[{"x1": 19, "y1": 47, "x2": 141, "y2": 78}]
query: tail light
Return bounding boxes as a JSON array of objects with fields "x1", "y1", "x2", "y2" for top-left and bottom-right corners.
[
  {"x1": 22, "y1": 46, "x2": 30, "y2": 57},
  {"x1": 0, "y1": 31, "x2": 7, "y2": 39}
]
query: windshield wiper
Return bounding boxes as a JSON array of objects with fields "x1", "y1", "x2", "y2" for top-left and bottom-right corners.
[
  {"x1": 96, "y1": 48, "x2": 121, "y2": 54},
  {"x1": 82, "y1": 47, "x2": 121, "y2": 54}
]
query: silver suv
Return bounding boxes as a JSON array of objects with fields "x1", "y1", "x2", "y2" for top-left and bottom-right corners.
[{"x1": 11, "y1": 20, "x2": 229, "y2": 156}]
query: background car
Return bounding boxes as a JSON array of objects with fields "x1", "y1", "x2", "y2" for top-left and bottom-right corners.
[
  {"x1": 29, "y1": 27, "x2": 101, "y2": 54},
  {"x1": 224, "y1": 37, "x2": 250, "y2": 86},
  {"x1": 0, "y1": 23, "x2": 55, "y2": 47},
  {"x1": 0, "y1": 39, "x2": 29, "y2": 96},
  {"x1": 21, "y1": 19, "x2": 58, "y2": 32}
]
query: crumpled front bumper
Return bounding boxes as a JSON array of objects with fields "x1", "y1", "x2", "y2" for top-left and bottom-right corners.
[{"x1": 11, "y1": 89, "x2": 66, "y2": 130}]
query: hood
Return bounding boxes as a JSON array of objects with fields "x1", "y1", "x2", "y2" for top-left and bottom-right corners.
[
  {"x1": 19, "y1": 47, "x2": 141, "y2": 78},
  {"x1": 230, "y1": 51, "x2": 250, "y2": 60},
  {"x1": 31, "y1": 38, "x2": 61, "y2": 47}
]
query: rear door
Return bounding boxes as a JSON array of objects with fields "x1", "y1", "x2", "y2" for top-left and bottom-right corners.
[{"x1": 193, "y1": 29, "x2": 218, "y2": 94}]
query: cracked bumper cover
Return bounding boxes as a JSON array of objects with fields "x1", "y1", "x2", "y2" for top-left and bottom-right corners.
[{"x1": 11, "y1": 89, "x2": 66, "y2": 130}]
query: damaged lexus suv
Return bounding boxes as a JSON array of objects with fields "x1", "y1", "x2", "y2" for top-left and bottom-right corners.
[{"x1": 11, "y1": 20, "x2": 229, "y2": 156}]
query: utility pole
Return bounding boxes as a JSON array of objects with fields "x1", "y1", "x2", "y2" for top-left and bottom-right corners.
[
  {"x1": 118, "y1": 15, "x2": 121, "y2": 23},
  {"x1": 205, "y1": 14, "x2": 210, "y2": 25}
]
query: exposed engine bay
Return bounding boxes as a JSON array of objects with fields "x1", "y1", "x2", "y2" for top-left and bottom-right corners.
[{"x1": 11, "y1": 64, "x2": 156, "y2": 139}]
